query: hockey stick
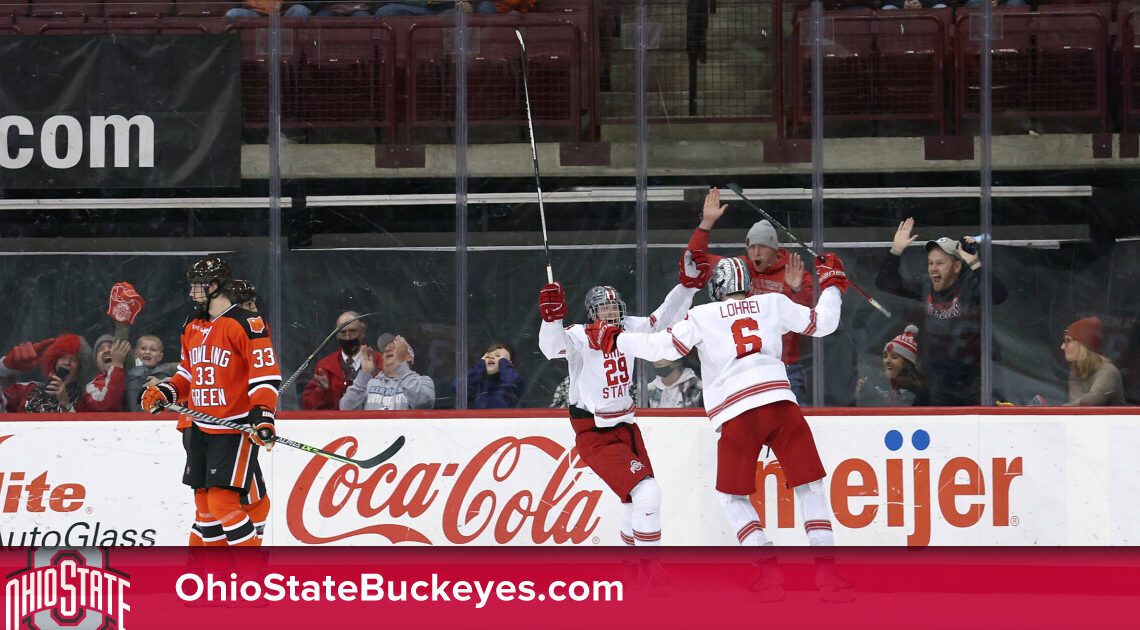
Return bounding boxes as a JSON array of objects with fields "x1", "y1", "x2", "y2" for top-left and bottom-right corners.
[
  {"x1": 161, "y1": 402, "x2": 405, "y2": 469},
  {"x1": 279, "y1": 311, "x2": 378, "y2": 393},
  {"x1": 515, "y1": 29, "x2": 554, "y2": 284},
  {"x1": 725, "y1": 183, "x2": 892, "y2": 318}
]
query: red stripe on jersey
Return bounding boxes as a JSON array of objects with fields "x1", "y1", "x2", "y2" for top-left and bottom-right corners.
[
  {"x1": 672, "y1": 335, "x2": 691, "y2": 356},
  {"x1": 707, "y1": 380, "x2": 792, "y2": 421},
  {"x1": 804, "y1": 520, "x2": 833, "y2": 531},
  {"x1": 634, "y1": 530, "x2": 661, "y2": 541},
  {"x1": 620, "y1": 532, "x2": 636, "y2": 546},
  {"x1": 595, "y1": 404, "x2": 635, "y2": 420},
  {"x1": 803, "y1": 309, "x2": 818, "y2": 336},
  {"x1": 649, "y1": 314, "x2": 657, "y2": 327}
]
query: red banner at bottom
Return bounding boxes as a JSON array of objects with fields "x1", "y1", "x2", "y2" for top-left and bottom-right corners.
[{"x1": 3, "y1": 547, "x2": 1138, "y2": 630}]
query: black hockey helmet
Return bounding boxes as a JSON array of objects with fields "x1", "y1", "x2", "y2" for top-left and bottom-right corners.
[
  {"x1": 228, "y1": 278, "x2": 258, "y2": 309},
  {"x1": 187, "y1": 256, "x2": 233, "y2": 310},
  {"x1": 187, "y1": 256, "x2": 233, "y2": 286}
]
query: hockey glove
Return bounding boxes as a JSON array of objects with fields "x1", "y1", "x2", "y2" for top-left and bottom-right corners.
[
  {"x1": 585, "y1": 320, "x2": 622, "y2": 354},
  {"x1": 539, "y1": 282, "x2": 568, "y2": 322},
  {"x1": 2, "y1": 338, "x2": 55, "y2": 371},
  {"x1": 678, "y1": 249, "x2": 713, "y2": 289},
  {"x1": 107, "y1": 282, "x2": 146, "y2": 326},
  {"x1": 140, "y1": 382, "x2": 178, "y2": 414},
  {"x1": 815, "y1": 253, "x2": 850, "y2": 293},
  {"x1": 246, "y1": 406, "x2": 276, "y2": 449}
]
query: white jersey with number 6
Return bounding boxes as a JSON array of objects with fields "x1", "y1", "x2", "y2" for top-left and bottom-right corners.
[
  {"x1": 539, "y1": 284, "x2": 697, "y2": 427},
  {"x1": 616, "y1": 286, "x2": 842, "y2": 430}
]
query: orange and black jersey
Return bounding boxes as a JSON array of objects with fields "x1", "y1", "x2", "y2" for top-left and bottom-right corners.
[{"x1": 170, "y1": 305, "x2": 281, "y2": 434}]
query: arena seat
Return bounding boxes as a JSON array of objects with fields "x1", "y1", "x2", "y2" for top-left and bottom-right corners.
[{"x1": 294, "y1": 21, "x2": 397, "y2": 137}]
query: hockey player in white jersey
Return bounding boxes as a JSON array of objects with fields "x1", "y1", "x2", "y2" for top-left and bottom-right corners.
[
  {"x1": 538, "y1": 250, "x2": 711, "y2": 560},
  {"x1": 585, "y1": 254, "x2": 854, "y2": 601}
]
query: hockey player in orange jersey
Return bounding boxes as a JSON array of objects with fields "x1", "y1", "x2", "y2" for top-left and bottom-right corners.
[{"x1": 142, "y1": 258, "x2": 281, "y2": 548}]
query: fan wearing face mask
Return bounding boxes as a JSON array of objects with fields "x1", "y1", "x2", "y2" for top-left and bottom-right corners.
[{"x1": 302, "y1": 310, "x2": 368, "y2": 410}]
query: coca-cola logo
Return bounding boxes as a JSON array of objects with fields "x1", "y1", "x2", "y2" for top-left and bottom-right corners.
[{"x1": 287, "y1": 435, "x2": 603, "y2": 545}]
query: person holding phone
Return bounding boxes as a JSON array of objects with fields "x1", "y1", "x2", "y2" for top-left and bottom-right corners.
[{"x1": 2, "y1": 334, "x2": 91, "y2": 413}]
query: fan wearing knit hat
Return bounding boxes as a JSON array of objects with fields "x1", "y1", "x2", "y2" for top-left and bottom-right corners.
[
  {"x1": 1, "y1": 334, "x2": 89, "y2": 413},
  {"x1": 856, "y1": 325, "x2": 930, "y2": 407},
  {"x1": 1061, "y1": 316, "x2": 1124, "y2": 406}
]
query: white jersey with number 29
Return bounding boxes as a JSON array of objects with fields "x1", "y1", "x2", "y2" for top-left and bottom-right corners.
[
  {"x1": 616, "y1": 286, "x2": 842, "y2": 430},
  {"x1": 539, "y1": 284, "x2": 697, "y2": 427}
]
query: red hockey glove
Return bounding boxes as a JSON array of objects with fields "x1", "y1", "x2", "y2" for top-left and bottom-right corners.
[
  {"x1": 108, "y1": 282, "x2": 146, "y2": 325},
  {"x1": 816, "y1": 253, "x2": 850, "y2": 293},
  {"x1": 679, "y1": 249, "x2": 713, "y2": 289},
  {"x1": 539, "y1": 282, "x2": 568, "y2": 322},
  {"x1": 247, "y1": 406, "x2": 276, "y2": 450},
  {"x1": 141, "y1": 382, "x2": 178, "y2": 414},
  {"x1": 585, "y1": 320, "x2": 622, "y2": 354},
  {"x1": 2, "y1": 338, "x2": 55, "y2": 371}
]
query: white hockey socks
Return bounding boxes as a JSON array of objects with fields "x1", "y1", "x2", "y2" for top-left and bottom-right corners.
[
  {"x1": 630, "y1": 478, "x2": 662, "y2": 545},
  {"x1": 718, "y1": 492, "x2": 772, "y2": 546},
  {"x1": 794, "y1": 479, "x2": 835, "y2": 546},
  {"x1": 620, "y1": 504, "x2": 635, "y2": 546}
]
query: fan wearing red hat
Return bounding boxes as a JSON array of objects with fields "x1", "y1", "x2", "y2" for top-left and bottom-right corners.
[
  {"x1": 856, "y1": 325, "x2": 930, "y2": 406},
  {"x1": 1061, "y1": 316, "x2": 1124, "y2": 406},
  {"x1": 1, "y1": 334, "x2": 89, "y2": 413}
]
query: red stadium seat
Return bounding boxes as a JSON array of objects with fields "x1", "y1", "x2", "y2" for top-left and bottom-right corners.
[
  {"x1": 103, "y1": 0, "x2": 172, "y2": 16},
  {"x1": 28, "y1": 0, "x2": 100, "y2": 17},
  {"x1": 173, "y1": 0, "x2": 238, "y2": 16},
  {"x1": 294, "y1": 22, "x2": 396, "y2": 135},
  {"x1": 234, "y1": 18, "x2": 304, "y2": 128}
]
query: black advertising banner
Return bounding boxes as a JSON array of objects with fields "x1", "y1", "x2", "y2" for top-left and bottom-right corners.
[{"x1": 0, "y1": 35, "x2": 240, "y2": 189}]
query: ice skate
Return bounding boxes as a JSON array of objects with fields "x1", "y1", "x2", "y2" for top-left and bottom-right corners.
[
  {"x1": 815, "y1": 558, "x2": 855, "y2": 603},
  {"x1": 747, "y1": 558, "x2": 785, "y2": 602}
]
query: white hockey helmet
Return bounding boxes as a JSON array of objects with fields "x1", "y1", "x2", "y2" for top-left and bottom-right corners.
[
  {"x1": 585, "y1": 285, "x2": 627, "y2": 324},
  {"x1": 708, "y1": 257, "x2": 751, "y2": 301}
]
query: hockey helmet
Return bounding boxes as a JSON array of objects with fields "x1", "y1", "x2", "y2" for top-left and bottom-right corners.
[
  {"x1": 585, "y1": 285, "x2": 626, "y2": 324},
  {"x1": 228, "y1": 278, "x2": 258, "y2": 310},
  {"x1": 187, "y1": 256, "x2": 233, "y2": 286},
  {"x1": 708, "y1": 257, "x2": 751, "y2": 301}
]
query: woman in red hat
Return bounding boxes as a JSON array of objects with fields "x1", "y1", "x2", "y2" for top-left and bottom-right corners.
[
  {"x1": 1062, "y1": 316, "x2": 1124, "y2": 406},
  {"x1": 856, "y1": 324, "x2": 929, "y2": 406},
  {"x1": 2, "y1": 334, "x2": 87, "y2": 413}
]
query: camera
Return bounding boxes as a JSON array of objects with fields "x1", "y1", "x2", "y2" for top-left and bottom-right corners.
[{"x1": 54, "y1": 366, "x2": 71, "y2": 381}]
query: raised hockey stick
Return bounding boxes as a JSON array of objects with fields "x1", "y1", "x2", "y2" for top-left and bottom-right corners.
[
  {"x1": 516, "y1": 29, "x2": 554, "y2": 284},
  {"x1": 161, "y1": 402, "x2": 405, "y2": 469},
  {"x1": 725, "y1": 183, "x2": 892, "y2": 319},
  {"x1": 279, "y1": 311, "x2": 378, "y2": 393}
]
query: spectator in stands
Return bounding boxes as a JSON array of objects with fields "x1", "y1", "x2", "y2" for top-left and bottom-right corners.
[
  {"x1": 303, "y1": 311, "x2": 367, "y2": 410},
  {"x1": 340, "y1": 333, "x2": 435, "y2": 410},
  {"x1": 1, "y1": 334, "x2": 109, "y2": 413},
  {"x1": 465, "y1": 342, "x2": 524, "y2": 409},
  {"x1": 0, "y1": 338, "x2": 57, "y2": 412},
  {"x1": 856, "y1": 325, "x2": 929, "y2": 406},
  {"x1": 646, "y1": 359, "x2": 703, "y2": 408},
  {"x1": 550, "y1": 375, "x2": 571, "y2": 408},
  {"x1": 690, "y1": 187, "x2": 815, "y2": 403},
  {"x1": 882, "y1": 0, "x2": 949, "y2": 9},
  {"x1": 225, "y1": 0, "x2": 312, "y2": 18},
  {"x1": 1062, "y1": 316, "x2": 1125, "y2": 406},
  {"x1": 375, "y1": 0, "x2": 496, "y2": 16},
  {"x1": 876, "y1": 218, "x2": 1008, "y2": 406},
  {"x1": 316, "y1": 0, "x2": 379, "y2": 16},
  {"x1": 83, "y1": 334, "x2": 131, "y2": 412},
  {"x1": 126, "y1": 335, "x2": 178, "y2": 412},
  {"x1": 964, "y1": 0, "x2": 1026, "y2": 8}
]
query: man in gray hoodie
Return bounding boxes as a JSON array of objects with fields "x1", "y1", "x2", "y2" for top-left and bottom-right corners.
[{"x1": 340, "y1": 333, "x2": 435, "y2": 410}]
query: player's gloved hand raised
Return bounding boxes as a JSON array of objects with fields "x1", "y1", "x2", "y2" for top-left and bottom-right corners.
[
  {"x1": 140, "y1": 382, "x2": 178, "y2": 414},
  {"x1": 247, "y1": 406, "x2": 276, "y2": 450},
  {"x1": 2, "y1": 338, "x2": 54, "y2": 371},
  {"x1": 815, "y1": 253, "x2": 850, "y2": 293},
  {"x1": 585, "y1": 320, "x2": 622, "y2": 354},
  {"x1": 539, "y1": 282, "x2": 567, "y2": 322},
  {"x1": 679, "y1": 249, "x2": 713, "y2": 288}
]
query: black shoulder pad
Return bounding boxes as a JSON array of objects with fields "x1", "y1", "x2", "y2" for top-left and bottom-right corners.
[{"x1": 223, "y1": 308, "x2": 272, "y2": 339}]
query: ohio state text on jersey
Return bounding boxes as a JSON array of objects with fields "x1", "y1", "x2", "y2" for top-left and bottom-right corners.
[{"x1": 539, "y1": 284, "x2": 697, "y2": 427}]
